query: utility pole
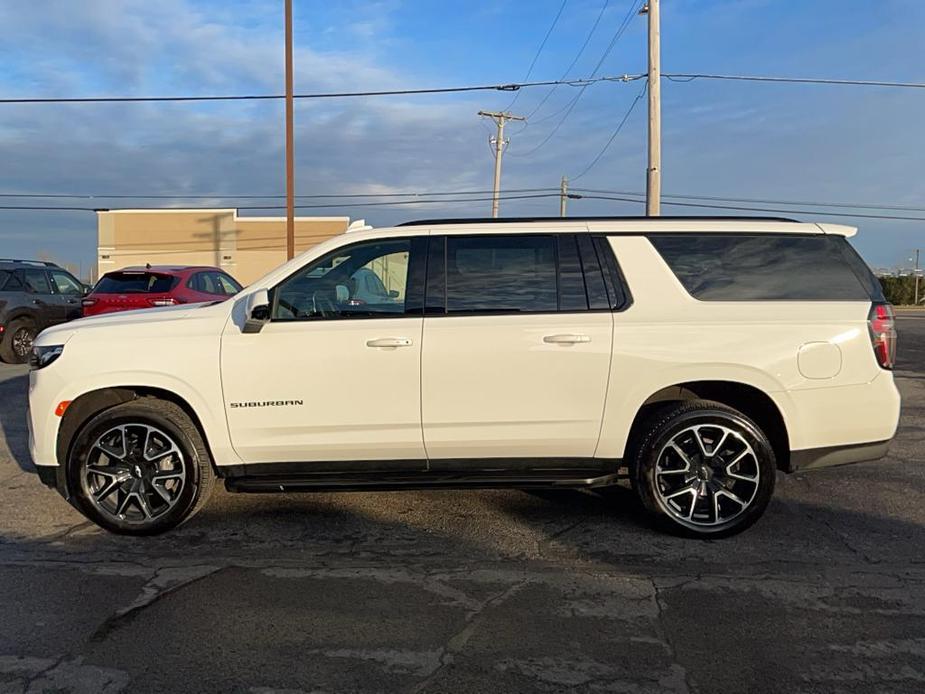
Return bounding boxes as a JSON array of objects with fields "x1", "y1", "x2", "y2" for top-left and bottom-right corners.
[
  {"x1": 915, "y1": 248, "x2": 921, "y2": 305},
  {"x1": 641, "y1": 0, "x2": 661, "y2": 216},
  {"x1": 284, "y1": 0, "x2": 295, "y2": 260},
  {"x1": 559, "y1": 176, "x2": 568, "y2": 217},
  {"x1": 478, "y1": 111, "x2": 525, "y2": 217}
]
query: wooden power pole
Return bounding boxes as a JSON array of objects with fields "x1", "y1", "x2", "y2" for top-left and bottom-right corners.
[
  {"x1": 284, "y1": 0, "x2": 295, "y2": 260},
  {"x1": 478, "y1": 111, "x2": 525, "y2": 217},
  {"x1": 642, "y1": 0, "x2": 661, "y2": 216}
]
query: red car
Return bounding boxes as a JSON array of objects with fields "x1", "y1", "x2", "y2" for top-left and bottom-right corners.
[{"x1": 82, "y1": 265, "x2": 243, "y2": 317}]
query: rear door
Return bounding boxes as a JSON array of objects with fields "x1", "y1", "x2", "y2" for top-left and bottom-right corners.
[
  {"x1": 21, "y1": 269, "x2": 57, "y2": 327},
  {"x1": 421, "y1": 233, "x2": 619, "y2": 461}
]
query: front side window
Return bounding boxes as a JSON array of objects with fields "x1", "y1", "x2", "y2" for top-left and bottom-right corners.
[
  {"x1": 445, "y1": 235, "x2": 557, "y2": 313},
  {"x1": 273, "y1": 238, "x2": 412, "y2": 320},
  {"x1": 50, "y1": 270, "x2": 84, "y2": 295},
  {"x1": 216, "y1": 272, "x2": 243, "y2": 295}
]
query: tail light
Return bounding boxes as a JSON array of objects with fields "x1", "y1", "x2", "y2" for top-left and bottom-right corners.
[
  {"x1": 148, "y1": 297, "x2": 179, "y2": 307},
  {"x1": 868, "y1": 302, "x2": 897, "y2": 370},
  {"x1": 81, "y1": 298, "x2": 96, "y2": 307}
]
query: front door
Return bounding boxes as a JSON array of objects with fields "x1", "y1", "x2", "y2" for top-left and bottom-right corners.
[
  {"x1": 221, "y1": 236, "x2": 428, "y2": 466},
  {"x1": 421, "y1": 233, "x2": 616, "y2": 461},
  {"x1": 48, "y1": 269, "x2": 85, "y2": 322}
]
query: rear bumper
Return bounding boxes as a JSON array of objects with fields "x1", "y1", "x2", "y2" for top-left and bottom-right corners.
[{"x1": 788, "y1": 439, "x2": 892, "y2": 472}]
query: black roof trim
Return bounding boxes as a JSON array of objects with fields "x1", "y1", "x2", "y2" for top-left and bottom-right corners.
[
  {"x1": 397, "y1": 215, "x2": 801, "y2": 227},
  {"x1": 0, "y1": 258, "x2": 61, "y2": 268}
]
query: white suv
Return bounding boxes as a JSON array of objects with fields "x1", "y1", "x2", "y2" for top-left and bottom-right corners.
[{"x1": 28, "y1": 217, "x2": 901, "y2": 537}]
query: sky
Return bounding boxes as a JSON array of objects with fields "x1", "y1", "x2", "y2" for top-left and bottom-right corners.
[{"x1": 0, "y1": 0, "x2": 923, "y2": 274}]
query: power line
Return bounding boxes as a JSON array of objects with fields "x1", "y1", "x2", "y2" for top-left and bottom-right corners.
[
  {"x1": 522, "y1": 0, "x2": 612, "y2": 122},
  {"x1": 0, "y1": 188, "x2": 558, "y2": 200},
  {"x1": 503, "y1": 0, "x2": 570, "y2": 111},
  {"x1": 0, "y1": 76, "x2": 622, "y2": 105},
  {"x1": 510, "y1": 0, "x2": 643, "y2": 157},
  {"x1": 5, "y1": 186, "x2": 924, "y2": 214},
  {"x1": 572, "y1": 194, "x2": 925, "y2": 222},
  {"x1": 574, "y1": 188, "x2": 925, "y2": 213},
  {"x1": 569, "y1": 81, "x2": 647, "y2": 181},
  {"x1": 663, "y1": 73, "x2": 925, "y2": 89},
  {"x1": 0, "y1": 192, "x2": 564, "y2": 213}
]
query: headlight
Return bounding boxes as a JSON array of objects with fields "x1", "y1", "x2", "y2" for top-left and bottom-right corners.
[{"x1": 30, "y1": 344, "x2": 64, "y2": 370}]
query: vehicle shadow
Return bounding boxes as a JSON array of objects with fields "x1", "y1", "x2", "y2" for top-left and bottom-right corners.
[{"x1": 0, "y1": 369, "x2": 32, "y2": 474}]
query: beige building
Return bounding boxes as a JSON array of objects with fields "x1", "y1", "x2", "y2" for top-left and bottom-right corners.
[{"x1": 96, "y1": 209, "x2": 351, "y2": 285}]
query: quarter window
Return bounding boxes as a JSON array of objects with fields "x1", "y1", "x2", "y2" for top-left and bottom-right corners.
[
  {"x1": 649, "y1": 234, "x2": 875, "y2": 301},
  {"x1": 273, "y1": 239, "x2": 412, "y2": 320},
  {"x1": 445, "y1": 235, "x2": 558, "y2": 314}
]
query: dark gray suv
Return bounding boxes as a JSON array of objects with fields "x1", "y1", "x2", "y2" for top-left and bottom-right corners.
[{"x1": 0, "y1": 259, "x2": 86, "y2": 363}]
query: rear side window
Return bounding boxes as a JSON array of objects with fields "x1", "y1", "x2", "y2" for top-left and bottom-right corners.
[
  {"x1": 446, "y1": 235, "x2": 557, "y2": 313},
  {"x1": 0, "y1": 270, "x2": 10, "y2": 290},
  {"x1": 649, "y1": 234, "x2": 875, "y2": 301},
  {"x1": 95, "y1": 272, "x2": 179, "y2": 294},
  {"x1": 23, "y1": 270, "x2": 51, "y2": 294}
]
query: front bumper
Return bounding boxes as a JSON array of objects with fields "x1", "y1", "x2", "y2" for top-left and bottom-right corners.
[{"x1": 35, "y1": 464, "x2": 69, "y2": 498}]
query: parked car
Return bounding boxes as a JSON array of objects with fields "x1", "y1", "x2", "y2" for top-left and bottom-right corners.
[
  {"x1": 81, "y1": 265, "x2": 242, "y2": 316},
  {"x1": 0, "y1": 259, "x2": 86, "y2": 364},
  {"x1": 27, "y1": 217, "x2": 900, "y2": 537}
]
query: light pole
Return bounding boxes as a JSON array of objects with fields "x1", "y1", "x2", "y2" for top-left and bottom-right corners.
[{"x1": 284, "y1": 0, "x2": 295, "y2": 260}]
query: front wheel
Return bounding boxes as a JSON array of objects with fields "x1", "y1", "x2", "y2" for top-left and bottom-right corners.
[
  {"x1": 67, "y1": 398, "x2": 215, "y2": 535},
  {"x1": 632, "y1": 400, "x2": 776, "y2": 538}
]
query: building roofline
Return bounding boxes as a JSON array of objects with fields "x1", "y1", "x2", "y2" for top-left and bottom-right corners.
[{"x1": 95, "y1": 208, "x2": 349, "y2": 223}]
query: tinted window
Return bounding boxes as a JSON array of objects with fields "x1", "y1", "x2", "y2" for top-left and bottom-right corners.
[
  {"x1": 50, "y1": 270, "x2": 84, "y2": 295},
  {"x1": 557, "y1": 235, "x2": 587, "y2": 312},
  {"x1": 273, "y1": 238, "x2": 412, "y2": 320},
  {"x1": 577, "y1": 236, "x2": 610, "y2": 310},
  {"x1": 446, "y1": 235, "x2": 557, "y2": 313},
  {"x1": 95, "y1": 272, "x2": 178, "y2": 294},
  {"x1": 649, "y1": 234, "x2": 873, "y2": 301},
  {"x1": 23, "y1": 270, "x2": 51, "y2": 294},
  {"x1": 0, "y1": 270, "x2": 9, "y2": 290}
]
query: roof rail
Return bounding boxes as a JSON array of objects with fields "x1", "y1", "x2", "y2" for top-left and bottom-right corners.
[
  {"x1": 397, "y1": 215, "x2": 801, "y2": 226},
  {"x1": 0, "y1": 258, "x2": 61, "y2": 267}
]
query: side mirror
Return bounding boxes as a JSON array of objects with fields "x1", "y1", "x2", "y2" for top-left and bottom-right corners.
[
  {"x1": 388, "y1": 289, "x2": 400, "y2": 299},
  {"x1": 242, "y1": 288, "x2": 271, "y2": 334}
]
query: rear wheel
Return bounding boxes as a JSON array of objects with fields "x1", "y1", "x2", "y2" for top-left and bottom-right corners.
[
  {"x1": 632, "y1": 400, "x2": 776, "y2": 538},
  {"x1": 67, "y1": 399, "x2": 215, "y2": 535},
  {"x1": 0, "y1": 318, "x2": 37, "y2": 364}
]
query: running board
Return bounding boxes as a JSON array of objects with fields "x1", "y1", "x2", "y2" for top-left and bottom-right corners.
[{"x1": 224, "y1": 470, "x2": 623, "y2": 494}]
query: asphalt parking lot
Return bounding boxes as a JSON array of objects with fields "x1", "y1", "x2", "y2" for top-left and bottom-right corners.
[{"x1": 0, "y1": 315, "x2": 923, "y2": 693}]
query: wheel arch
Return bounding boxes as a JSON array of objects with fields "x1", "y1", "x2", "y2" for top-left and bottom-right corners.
[
  {"x1": 624, "y1": 380, "x2": 791, "y2": 472},
  {"x1": 56, "y1": 386, "x2": 217, "y2": 476}
]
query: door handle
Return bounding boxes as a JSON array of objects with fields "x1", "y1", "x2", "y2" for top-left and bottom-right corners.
[
  {"x1": 366, "y1": 337, "x2": 412, "y2": 348},
  {"x1": 543, "y1": 334, "x2": 591, "y2": 344}
]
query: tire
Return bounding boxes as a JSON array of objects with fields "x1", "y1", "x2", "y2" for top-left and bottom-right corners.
[
  {"x1": 631, "y1": 399, "x2": 776, "y2": 538},
  {"x1": 67, "y1": 398, "x2": 215, "y2": 535},
  {"x1": 0, "y1": 318, "x2": 37, "y2": 364}
]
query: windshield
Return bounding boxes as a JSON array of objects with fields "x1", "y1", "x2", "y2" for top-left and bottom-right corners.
[{"x1": 94, "y1": 272, "x2": 179, "y2": 294}]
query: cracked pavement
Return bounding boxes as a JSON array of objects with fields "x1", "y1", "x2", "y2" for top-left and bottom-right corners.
[{"x1": 0, "y1": 315, "x2": 922, "y2": 692}]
